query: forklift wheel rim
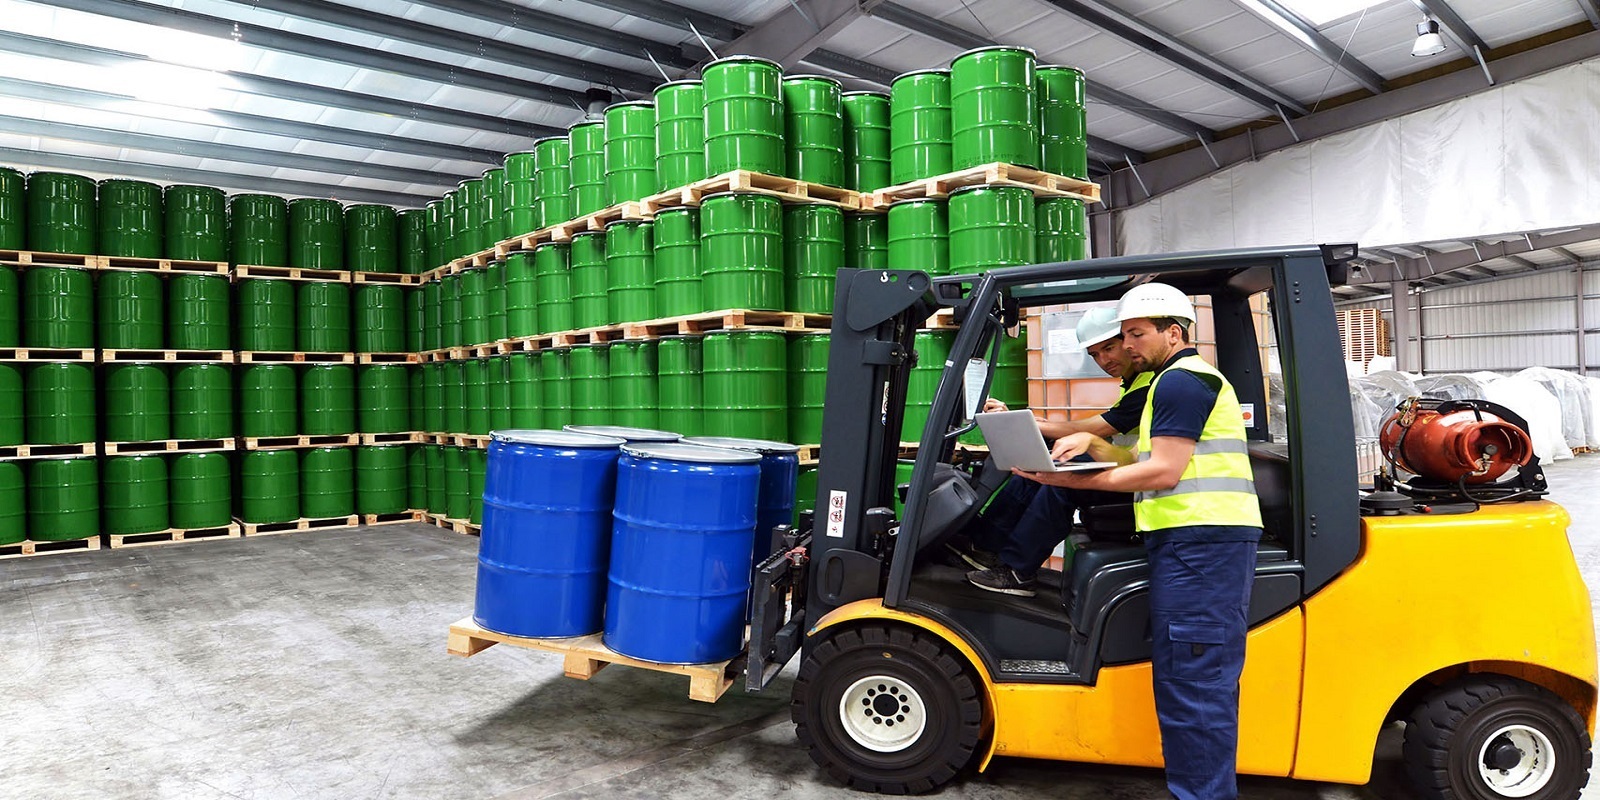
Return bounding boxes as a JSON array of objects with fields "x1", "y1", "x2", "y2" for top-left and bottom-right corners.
[
  {"x1": 1477, "y1": 724, "x2": 1556, "y2": 797},
  {"x1": 838, "y1": 675, "x2": 928, "y2": 753}
]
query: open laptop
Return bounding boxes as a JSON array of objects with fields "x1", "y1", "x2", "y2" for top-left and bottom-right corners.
[{"x1": 974, "y1": 410, "x2": 1118, "y2": 473}]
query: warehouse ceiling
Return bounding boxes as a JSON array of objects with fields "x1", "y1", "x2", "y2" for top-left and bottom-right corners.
[{"x1": 0, "y1": 0, "x2": 1595, "y2": 209}]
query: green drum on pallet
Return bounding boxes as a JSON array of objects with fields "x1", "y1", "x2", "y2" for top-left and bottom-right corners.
[
  {"x1": 438, "y1": 193, "x2": 457, "y2": 262},
  {"x1": 409, "y1": 365, "x2": 424, "y2": 431},
  {"x1": 1037, "y1": 66, "x2": 1088, "y2": 180},
  {"x1": 608, "y1": 341, "x2": 658, "y2": 429},
  {"x1": 504, "y1": 150, "x2": 537, "y2": 235},
  {"x1": 951, "y1": 45, "x2": 1039, "y2": 170},
  {"x1": 359, "y1": 364, "x2": 409, "y2": 434},
  {"x1": 569, "y1": 120, "x2": 608, "y2": 218},
  {"x1": 169, "y1": 274, "x2": 230, "y2": 350},
  {"x1": 442, "y1": 361, "x2": 465, "y2": 434},
  {"x1": 783, "y1": 75, "x2": 846, "y2": 187},
  {"x1": 463, "y1": 359, "x2": 490, "y2": 436},
  {"x1": 539, "y1": 349, "x2": 572, "y2": 429},
  {"x1": 703, "y1": 56, "x2": 785, "y2": 176},
  {"x1": 24, "y1": 267, "x2": 93, "y2": 347},
  {"x1": 504, "y1": 252, "x2": 538, "y2": 337},
  {"x1": 26, "y1": 172, "x2": 95, "y2": 254},
  {"x1": 229, "y1": 194, "x2": 290, "y2": 267},
  {"x1": 702, "y1": 331, "x2": 787, "y2": 440},
  {"x1": 171, "y1": 452, "x2": 230, "y2": 529},
  {"x1": 103, "y1": 363, "x2": 170, "y2": 443},
  {"x1": 783, "y1": 204, "x2": 845, "y2": 314},
  {"x1": 489, "y1": 355, "x2": 511, "y2": 432},
  {"x1": 845, "y1": 213, "x2": 889, "y2": 270},
  {"x1": 533, "y1": 243, "x2": 573, "y2": 334},
  {"x1": 422, "y1": 280, "x2": 442, "y2": 352},
  {"x1": 297, "y1": 281, "x2": 351, "y2": 352},
  {"x1": 408, "y1": 445, "x2": 427, "y2": 511},
  {"x1": 482, "y1": 168, "x2": 507, "y2": 245},
  {"x1": 425, "y1": 444, "x2": 446, "y2": 514},
  {"x1": 949, "y1": 185, "x2": 1036, "y2": 272},
  {"x1": 172, "y1": 363, "x2": 232, "y2": 440},
  {"x1": 568, "y1": 344, "x2": 609, "y2": 427},
  {"x1": 0, "y1": 461, "x2": 22, "y2": 544},
  {"x1": 842, "y1": 92, "x2": 892, "y2": 192},
  {"x1": 655, "y1": 80, "x2": 705, "y2": 190},
  {"x1": 98, "y1": 179, "x2": 163, "y2": 258},
  {"x1": 356, "y1": 445, "x2": 408, "y2": 515},
  {"x1": 241, "y1": 449, "x2": 298, "y2": 523},
  {"x1": 398, "y1": 208, "x2": 427, "y2": 274},
  {"x1": 468, "y1": 448, "x2": 488, "y2": 525},
  {"x1": 405, "y1": 287, "x2": 424, "y2": 353},
  {"x1": 302, "y1": 446, "x2": 354, "y2": 518},
  {"x1": 604, "y1": 101, "x2": 658, "y2": 205},
  {"x1": 241, "y1": 364, "x2": 296, "y2": 438},
  {"x1": 963, "y1": 326, "x2": 1029, "y2": 446},
  {"x1": 289, "y1": 198, "x2": 345, "y2": 269},
  {"x1": 26, "y1": 362, "x2": 94, "y2": 444},
  {"x1": 787, "y1": 333, "x2": 829, "y2": 444},
  {"x1": 656, "y1": 336, "x2": 701, "y2": 437},
  {"x1": 164, "y1": 185, "x2": 227, "y2": 262},
  {"x1": 345, "y1": 204, "x2": 397, "y2": 273},
  {"x1": 887, "y1": 199, "x2": 949, "y2": 276},
  {"x1": 445, "y1": 446, "x2": 469, "y2": 520},
  {"x1": 606, "y1": 220, "x2": 654, "y2": 323},
  {"x1": 904, "y1": 330, "x2": 954, "y2": 441},
  {"x1": 507, "y1": 352, "x2": 540, "y2": 428},
  {"x1": 237, "y1": 279, "x2": 296, "y2": 352},
  {"x1": 652, "y1": 208, "x2": 701, "y2": 316},
  {"x1": 441, "y1": 274, "x2": 463, "y2": 348},
  {"x1": 28, "y1": 457, "x2": 99, "y2": 540},
  {"x1": 0, "y1": 362, "x2": 21, "y2": 445},
  {"x1": 532, "y1": 137, "x2": 573, "y2": 230},
  {"x1": 700, "y1": 193, "x2": 783, "y2": 311},
  {"x1": 890, "y1": 69, "x2": 953, "y2": 184},
  {"x1": 486, "y1": 260, "x2": 507, "y2": 342},
  {"x1": 570, "y1": 231, "x2": 609, "y2": 329},
  {"x1": 457, "y1": 179, "x2": 485, "y2": 254},
  {"x1": 421, "y1": 363, "x2": 443, "y2": 433},
  {"x1": 459, "y1": 267, "x2": 489, "y2": 346},
  {"x1": 0, "y1": 167, "x2": 23, "y2": 250},
  {"x1": 103, "y1": 455, "x2": 169, "y2": 535},
  {"x1": 302, "y1": 364, "x2": 355, "y2": 435},
  {"x1": 1036, "y1": 197, "x2": 1088, "y2": 263},
  {"x1": 794, "y1": 465, "x2": 818, "y2": 524},
  {"x1": 354, "y1": 284, "x2": 404, "y2": 353},
  {"x1": 0, "y1": 266, "x2": 14, "y2": 346},
  {"x1": 97, "y1": 270, "x2": 164, "y2": 349}
]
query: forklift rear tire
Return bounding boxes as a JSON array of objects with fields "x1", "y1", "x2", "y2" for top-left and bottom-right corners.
[
  {"x1": 791, "y1": 624, "x2": 984, "y2": 794},
  {"x1": 1403, "y1": 675, "x2": 1592, "y2": 800}
]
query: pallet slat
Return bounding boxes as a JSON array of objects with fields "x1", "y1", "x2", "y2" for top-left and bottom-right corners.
[
  {"x1": 234, "y1": 265, "x2": 352, "y2": 283},
  {"x1": 102, "y1": 439, "x2": 235, "y2": 455},
  {"x1": 0, "y1": 536, "x2": 101, "y2": 560},
  {"x1": 99, "y1": 349, "x2": 234, "y2": 363},
  {"x1": 107, "y1": 523, "x2": 241, "y2": 548},
  {"x1": 238, "y1": 515, "x2": 360, "y2": 536},
  {"x1": 0, "y1": 442, "x2": 98, "y2": 459},
  {"x1": 237, "y1": 352, "x2": 356, "y2": 364},
  {"x1": 242, "y1": 434, "x2": 359, "y2": 450},
  {"x1": 0, "y1": 250, "x2": 101, "y2": 268},
  {"x1": 0, "y1": 348, "x2": 96, "y2": 362},
  {"x1": 99, "y1": 256, "x2": 228, "y2": 275},
  {"x1": 363, "y1": 511, "x2": 423, "y2": 526},
  {"x1": 867, "y1": 162, "x2": 1100, "y2": 208}
]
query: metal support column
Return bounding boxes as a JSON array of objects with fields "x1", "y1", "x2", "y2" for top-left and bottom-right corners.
[
  {"x1": 1578, "y1": 266, "x2": 1589, "y2": 376},
  {"x1": 1390, "y1": 279, "x2": 1417, "y2": 372}
]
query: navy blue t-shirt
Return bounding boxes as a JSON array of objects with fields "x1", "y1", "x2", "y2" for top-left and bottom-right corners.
[
  {"x1": 1100, "y1": 379, "x2": 1150, "y2": 435},
  {"x1": 1142, "y1": 349, "x2": 1261, "y2": 545}
]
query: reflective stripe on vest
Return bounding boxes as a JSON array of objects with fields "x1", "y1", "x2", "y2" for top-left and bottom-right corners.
[
  {"x1": 1109, "y1": 371, "x2": 1154, "y2": 449},
  {"x1": 1133, "y1": 354, "x2": 1263, "y2": 532}
]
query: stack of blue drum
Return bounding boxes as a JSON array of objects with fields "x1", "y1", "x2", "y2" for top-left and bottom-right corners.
[{"x1": 473, "y1": 425, "x2": 801, "y2": 665}]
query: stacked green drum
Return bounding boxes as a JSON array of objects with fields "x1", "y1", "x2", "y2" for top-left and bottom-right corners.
[
  {"x1": 0, "y1": 264, "x2": 15, "y2": 347},
  {"x1": 787, "y1": 333, "x2": 829, "y2": 444},
  {"x1": 0, "y1": 167, "x2": 24, "y2": 250},
  {"x1": 408, "y1": 446, "x2": 427, "y2": 512},
  {"x1": 533, "y1": 243, "x2": 574, "y2": 334},
  {"x1": 608, "y1": 341, "x2": 657, "y2": 429},
  {"x1": 98, "y1": 179, "x2": 163, "y2": 258},
  {"x1": 103, "y1": 363, "x2": 169, "y2": 442},
  {"x1": 356, "y1": 445, "x2": 408, "y2": 515},
  {"x1": 703, "y1": 56, "x2": 785, "y2": 176},
  {"x1": 172, "y1": 363, "x2": 232, "y2": 440},
  {"x1": 504, "y1": 251, "x2": 537, "y2": 338},
  {"x1": 27, "y1": 362, "x2": 94, "y2": 444},
  {"x1": 887, "y1": 199, "x2": 949, "y2": 276},
  {"x1": 28, "y1": 457, "x2": 98, "y2": 540},
  {"x1": 0, "y1": 362, "x2": 21, "y2": 445},
  {"x1": 420, "y1": 363, "x2": 443, "y2": 433},
  {"x1": 359, "y1": 364, "x2": 409, "y2": 433},
  {"x1": 504, "y1": 150, "x2": 538, "y2": 235},
  {"x1": 457, "y1": 179, "x2": 484, "y2": 254},
  {"x1": 468, "y1": 449, "x2": 489, "y2": 525},
  {"x1": 406, "y1": 287, "x2": 424, "y2": 354},
  {"x1": 459, "y1": 267, "x2": 489, "y2": 346},
  {"x1": 890, "y1": 70, "x2": 953, "y2": 184},
  {"x1": 701, "y1": 193, "x2": 783, "y2": 311},
  {"x1": 424, "y1": 444, "x2": 446, "y2": 515},
  {"x1": 656, "y1": 335, "x2": 701, "y2": 437},
  {"x1": 949, "y1": 185, "x2": 1036, "y2": 272},
  {"x1": 398, "y1": 208, "x2": 427, "y2": 274},
  {"x1": 568, "y1": 344, "x2": 608, "y2": 426},
  {"x1": 783, "y1": 75, "x2": 845, "y2": 187},
  {"x1": 702, "y1": 331, "x2": 786, "y2": 440},
  {"x1": 539, "y1": 349, "x2": 572, "y2": 429},
  {"x1": 445, "y1": 446, "x2": 468, "y2": 520},
  {"x1": 842, "y1": 92, "x2": 892, "y2": 192},
  {"x1": 533, "y1": 137, "x2": 573, "y2": 230},
  {"x1": 490, "y1": 355, "x2": 511, "y2": 431},
  {"x1": 301, "y1": 364, "x2": 355, "y2": 435},
  {"x1": 297, "y1": 281, "x2": 350, "y2": 352},
  {"x1": 97, "y1": 271, "x2": 163, "y2": 348},
  {"x1": 903, "y1": 330, "x2": 954, "y2": 440},
  {"x1": 1036, "y1": 197, "x2": 1089, "y2": 263},
  {"x1": 230, "y1": 194, "x2": 290, "y2": 267},
  {"x1": 346, "y1": 204, "x2": 397, "y2": 272},
  {"x1": 237, "y1": 279, "x2": 295, "y2": 351},
  {"x1": 605, "y1": 101, "x2": 658, "y2": 205},
  {"x1": 951, "y1": 46, "x2": 1039, "y2": 170},
  {"x1": 845, "y1": 213, "x2": 889, "y2": 270},
  {"x1": 241, "y1": 449, "x2": 298, "y2": 523},
  {"x1": 103, "y1": 455, "x2": 168, "y2": 535},
  {"x1": 354, "y1": 284, "x2": 404, "y2": 353},
  {"x1": 289, "y1": 198, "x2": 344, "y2": 269},
  {"x1": 442, "y1": 361, "x2": 464, "y2": 434},
  {"x1": 422, "y1": 280, "x2": 442, "y2": 351},
  {"x1": 301, "y1": 446, "x2": 354, "y2": 518},
  {"x1": 462, "y1": 359, "x2": 489, "y2": 435},
  {"x1": 569, "y1": 231, "x2": 608, "y2": 329},
  {"x1": 171, "y1": 452, "x2": 230, "y2": 529},
  {"x1": 1037, "y1": 66, "x2": 1088, "y2": 179},
  {"x1": 964, "y1": 326, "x2": 1029, "y2": 446},
  {"x1": 653, "y1": 208, "x2": 701, "y2": 316},
  {"x1": 440, "y1": 274, "x2": 462, "y2": 348},
  {"x1": 507, "y1": 353, "x2": 540, "y2": 428},
  {"x1": 164, "y1": 185, "x2": 227, "y2": 261},
  {"x1": 655, "y1": 80, "x2": 706, "y2": 190},
  {"x1": 241, "y1": 364, "x2": 296, "y2": 437},
  {"x1": 487, "y1": 260, "x2": 508, "y2": 343},
  {"x1": 606, "y1": 220, "x2": 654, "y2": 323},
  {"x1": 783, "y1": 204, "x2": 844, "y2": 314},
  {"x1": 26, "y1": 172, "x2": 95, "y2": 254},
  {"x1": 569, "y1": 120, "x2": 608, "y2": 218},
  {"x1": 482, "y1": 167, "x2": 507, "y2": 245},
  {"x1": 24, "y1": 266, "x2": 93, "y2": 347},
  {"x1": 169, "y1": 274, "x2": 230, "y2": 350}
]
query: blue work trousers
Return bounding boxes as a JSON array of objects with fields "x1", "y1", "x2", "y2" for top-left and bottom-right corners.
[
  {"x1": 1148, "y1": 539, "x2": 1257, "y2": 800},
  {"x1": 968, "y1": 479, "x2": 1122, "y2": 577}
]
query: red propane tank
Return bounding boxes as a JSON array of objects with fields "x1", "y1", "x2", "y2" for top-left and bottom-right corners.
[{"x1": 1378, "y1": 399, "x2": 1533, "y2": 484}]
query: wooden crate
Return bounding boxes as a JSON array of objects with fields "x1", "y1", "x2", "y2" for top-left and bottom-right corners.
[{"x1": 1336, "y1": 309, "x2": 1392, "y2": 362}]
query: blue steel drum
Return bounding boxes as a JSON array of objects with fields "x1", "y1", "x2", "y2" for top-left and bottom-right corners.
[
  {"x1": 603, "y1": 442, "x2": 760, "y2": 664},
  {"x1": 682, "y1": 435, "x2": 800, "y2": 565},
  {"x1": 563, "y1": 424, "x2": 682, "y2": 443},
  {"x1": 474, "y1": 429, "x2": 627, "y2": 638}
]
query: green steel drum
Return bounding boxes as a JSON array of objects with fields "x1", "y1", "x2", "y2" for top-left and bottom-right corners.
[
  {"x1": 445, "y1": 445, "x2": 469, "y2": 520},
  {"x1": 507, "y1": 352, "x2": 540, "y2": 428},
  {"x1": 164, "y1": 185, "x2": 227, "y2": 262},
  {"x1": 568, "y1": 344, "x2": 609, "y2": 427},
  {"x1": 656, "y1": 336, "x2": 701, "y2": 437},
  {"x1": 0, "y1": 265, "x2": 16, "y2": 346},
  {"x1": 482, "y1": 167, "x2": 507, "y2": 244},
  {"x1": 0, "y1": 167, "x2": 23, "y2": 250},
  {"x1": 296, "y1": 281, "x2": 351, "y2": 352},
  {"x1": 171, "y1": 452, "x2": 231, "y2": 529},
  {"x1": 241, "y1": 449, "x2": 298, "y2": 523},
  {"x1": 463, "y1": 358, "x2": 490, "y2": 435},
  {"x1": 486, "y1": 260, "x2": 507, "y2": 342},
  {"x1": 787, "y1": 333, "x2": 829, "y2": 444},
  {"x1": 702, "y1": 331, "x2": 786, "y2": 440},
  {"x1": 504, "y1": 251, "x2": 538, "y2": 337},
  {"x1": 951, "y1": 46, "x2": 1039, "y2": 170},
  {"x1": 353, "y1": 284, "x2": 404, "y2": 353},
  {"x1": 606, "y1": 220, "x2": 654, "y2": 323},
  {"x1": 345, "y1": 204, "x2": 397, "y2": 273},
  {"x1": 236, "y1": 279, "x2": 296, "y2": 352},
  {"x1": 97, "y1": 179, "x2": 163, "y2": 258},
  {"x1": 439, "y1": 191, "x2": 458, "y2": 261},
  {"x1": 1037, "y1": 66, "x2": 1089, "y2": 179},
  {"x1": 0, "y1": 461, "x2": 20, "y2": 544},
  {"x1": 504, "y1": 150, "x2": 538, "y2": 235},
  {"x1": 505, "y1": 149, "x2": 536, "y2": 183},
  {"x1": 398, "y1": 208, "x2": 427, "y2": 274},
  {"x1": 168, "y1": 274, "x2": 230, "y2": 350},
  {"x1": 289, "y1": 198, "x2": 345, "y2": 269},
  {"x1": 97, "y1": 270, "x2": 164, "y2": 349},
  {"x1": 23, "y1": 267, "x2": 93, "y2": 347},
  {"x1": 844, "y1": 213, "x2": 889, "y2": 270},
  {"x1": 604, "y1": 101, "x2": 658, "y2": 205},
  {"x1": 405, "y1": 286, "x2": 424, "y2": 353},
  {"x1": 442, "y1": 361, "x2": 465, "y2": 434},
  {"x1": 0, "y1": 362, "x2": 21, "y2": 445},
  {"x1": 102, "y1": 455, "x2": 169, "y2": 535},
  {"x1": 539, "y1": 349, "x2": 572, "y2": 429},
  {"x1": 903, "y1": 330, "x2": 954, "y2": 441},
  {"x1": 794, "y1": 465, "x2": 817, "y2": 525},
  {"x1": 887, "y1": 199, "x2": 950, "y2": 276},
  {"x1": 301, "y1": 446, "x2": 354, "y2": 518},
  {"x1": 700, "y1": 193, "x2": 783, "y2": 311},
  {"x1": 241, "y1": 364, "x2": 296, "y2": 437},
  {"x1": 842, "y1": 92, "x2": 892, "y2": 192},
  {"x1": 569, "y1": 231, "x2": 609, "y2": 329},
  {"x1": 421, "y1": 362, "x2": 444, "y2": 433},
  {"x1": 703, "y1": 56, "x2": 785, "y2": 176},
  {"x1": 408, "y1": 445, "x2": 426, "y2": 511},
  {"x1": 409, "y1": 364, "x2": 424, "y2": 432},
  {"x1": 356, "y1": 445, "x2": 408, "y2": 515},
  {"x1": 468, "y1": 449, "x2": 488, "y2": 525},
  {"x1": 172, "y1": 363, "x2": 232, "y2": 440},
  {"x1": 425, "y1": 444, "x2": 446, "y2": 514},
  {"x1": 533, "y1": 242, "x2": 573, "y2": 334},
  {"x1": 1036, "y1": 197, "x2": 1089, "y2": 263},
  {"x1": 890, "y1": 69, "x2": 953, "y2": 184},
  {"x1": 963, "y1": 326, "x2": 1029, "y2": 446},
  {"x1": 26, "y1": 172, "x2": 95, "y2": 254},
  {"x1": 783, "y1": 204, "x2": 844, "y2": 314},
  {"x1": 783, "y1": 75, "x2": 846, "y2": 187},
  {"x1": 457, "y1": 179, "x2": 485, "y2": 253},
  {"x1": 421, "y1": 279, "x2": 442, "y2": 351},
  {"x1": 28, "y1": 457, "x2": 99, "y2": 540},
  {"x1": 652, "y1": 208, "x2": 701, "y2": 316},
  {"x1": 459, "y1": 267, "x2": 489, "y2": 346},
  {"x1": 608, "y1": 341, "x2": 658, "y2": 429},
  {"x1": 301, "y1": 364, "x2": 355, "y2": 435},
  {"x1": 949, "y1": 185, "x2": 1037, "y2": 272},
  {"x1": 441, "y1": 273, "x2": 463, "y2": 348},
  {"x1": 569, "y1": 120, "x2": 608, "y2": 218},
  {"x1": 532, "y1": 137, "x2": 573, "y2": 230},
  {"x1": 489, "y1": 355, "x2": 512, "y2": 432},
  {"x1": 25, "y1": 363, "x2": 94, "y2": 444},
  {"x1": 654, "y1": 80, "x2": 706, "y2": 190},
  {"x1": 359, "y1": 364, "x2": 409, "y2": 434},
  {"x1": 230, "y1": 194, "x2": 289, "y2": 267},
  {"x1": 103, "y1": 363, "x2": 170, "y2": 443}
]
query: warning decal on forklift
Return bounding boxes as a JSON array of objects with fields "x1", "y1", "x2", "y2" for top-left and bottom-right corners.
[{"x1": 825, "y1": 490, "x2": 848, "y2": 538}]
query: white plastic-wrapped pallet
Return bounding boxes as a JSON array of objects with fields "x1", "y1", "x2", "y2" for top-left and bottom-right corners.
[
  {"x1": 1514, "y1": 367, "x2": 1596, "y2": 450},
  {"x1": 1484, "y1": 375, "x2": 1570, "y2": 462}
]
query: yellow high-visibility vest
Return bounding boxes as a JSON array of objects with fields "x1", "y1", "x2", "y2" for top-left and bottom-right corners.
[{"x1": 1133, "y1": 354, "x2": 1262, "y2": 532}]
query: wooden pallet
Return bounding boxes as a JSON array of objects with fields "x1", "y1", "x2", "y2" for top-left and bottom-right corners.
[
  {"x1": 499, "y1": 335, "x2": 550, "y2": 354},
  {"x1": 357, "y1": 352, "x2": 421, "y2": 364},
  {"x1": 642, "y1": 170, "x2": 863, "y2": 213},
  {"x1": 423, "y1": 512, "x2": 479, "y2": 535},
  {"x1": 546, "y1": 202, "x2": 651, "y2": 242},
  {"x1": 446, "y1": 617, "x2": 735, "y2": 703},
  {"x1": 0, "y1": 536, "x2": 102, "y2": 560},
  {"x1": 363, "y1": 510, "x2": 423, "y2": 526},
  {"x1": 242, "y1": 434, "x2": 359, "y2": 450},
  {"x1": 106, "y1": 523, "x2": 241, "y2": 548},
  {"x1": 352, "y1": 271, "x2": 422, "y2": 285},
  {"x1": 924, "y1": 309, "x2": 959, "y2": 330},
  {"x1": 419, "y1": 433, "x2": 453, "y2": 445},
  {"x1": 102, "y1": 438, "x2": 235, "y2": 455},
  {"x1": 0, "y1": 347, "x2": 95, "y2": 362},
  {"x1": 100, "y1": 349, "x2": 234, "y2": 363},
  {"x1": 796, "y1": 440, "x2": 990, "y2": 466},
  {"x1": 234, "y1": 265, "x2": 352, "y2": 283},
  {"x1": 494, "y1": 229, "x2": 557, "y2": 255},
  {"x1": 99, "y1": 256, "x2": 229, "y2": 275},
  {"x1": 0, "y1": 442, "x2": 97, "y2": 459},
  {"x1": 623, "y1": 309, "x2": 830, "y2": 339},
  {"x1": 550, "y1": 327, "x2": 626, "y2": 347},
  {"x1": 451, "y1": 434, "x2": 490, "y2": 449},
  {"x1": 463, "y1": 343, "x2": 502, "y2": 358},
  {"x1": 867, "y1": 162, "x2": 1101, "y2": 209},
  {"x1": 0, "y1": 250, "x2": 100, "y2": 268},
  {"x1": 359, "y1": 432, "x2": 421, "y2": 445},
  {"x1": 238, "y1": 515, "x2": 360, "y2": 536},
  {"x1": 237, "y1": 351, "x2": 355, "y2": 364}
]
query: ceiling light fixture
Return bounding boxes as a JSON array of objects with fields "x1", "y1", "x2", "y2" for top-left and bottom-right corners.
[{"x1": 1412, "y1": 17, "x2": 1446, "y2": 58}]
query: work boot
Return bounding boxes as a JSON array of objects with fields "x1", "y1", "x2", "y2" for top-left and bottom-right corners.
[
  {"x1": 945, "y1": 542, "x2": 1003, "y2": 571},
  {"x1": 966, "y1": 567, "x2": 1037, "y2": 597}
]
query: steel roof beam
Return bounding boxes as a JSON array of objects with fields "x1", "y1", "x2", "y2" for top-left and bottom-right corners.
[
  {"x1": 1088, "y1": 135, "x2": 1146, "y2": 165},
  {"x1": 577, "y1": 0, "x2": 745, "y2": 42},
  {"x1": 720, "y1": 0, "x2": 864, "y2": 70},
  {"x1": 1233, "y1": 0, "x2": 1386, "y2": 94},
  {"x1": 1345, "y1": 224, "x2": 1600, "y2": 286},
  {"x1": 400, "y1": 0, "x2": 699, "y2": 70},
  {"x1": 1579, "y1": 0, "x2": 1600, "y2": 28}
]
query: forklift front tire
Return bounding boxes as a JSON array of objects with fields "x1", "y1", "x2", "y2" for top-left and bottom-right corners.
[{"x1": 791, "y1": 624, "x2": 984, "y2": 794}]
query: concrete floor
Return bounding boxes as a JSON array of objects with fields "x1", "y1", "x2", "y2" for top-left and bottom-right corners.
[{"x1": 4, "y1": 456, "x2": 1599, "y2": 800}]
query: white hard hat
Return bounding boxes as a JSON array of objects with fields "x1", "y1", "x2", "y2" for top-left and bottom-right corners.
[
  {"x1": 1075, "y1": 307, "x2": 1122, "y2": 349},
  {"x1": 1115, "y1": 282, "x2": 1195, "y2": 326}
]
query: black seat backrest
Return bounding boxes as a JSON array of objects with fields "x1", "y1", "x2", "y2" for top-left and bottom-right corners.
[{"x1": 1079, "y1": 443, "x2": 1295, "y2": 544}]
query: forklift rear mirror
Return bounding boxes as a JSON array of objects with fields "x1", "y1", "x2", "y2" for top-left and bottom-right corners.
[{"x1": 962, "y1": 358, "x2": 989, "y2": 421}]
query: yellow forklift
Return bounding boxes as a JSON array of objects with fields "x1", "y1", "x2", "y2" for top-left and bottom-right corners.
[{"x1": 745, "y1": 245, "x2": 1596, "y2": 799}]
